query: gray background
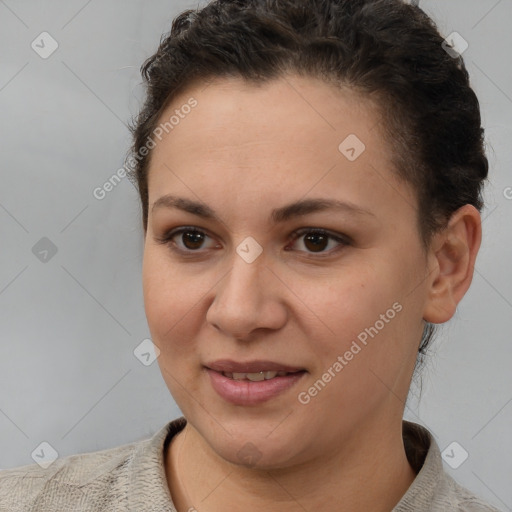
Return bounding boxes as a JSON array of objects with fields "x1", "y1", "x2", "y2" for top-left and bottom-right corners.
[{"x1": 0, "y1": 0, "x2": 511, "y2": 509}]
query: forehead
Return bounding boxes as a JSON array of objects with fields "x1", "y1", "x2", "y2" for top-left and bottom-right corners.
[
  {"x1": 146, "y1": 75, "x2": 414, "y2": 221},
  {"x1": 153, "y1": 74, "x2": 383, "y2": 156}
]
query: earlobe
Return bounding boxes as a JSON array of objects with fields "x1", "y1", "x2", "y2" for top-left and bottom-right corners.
[{"x1": 423, "y1": 205, "x2": 482, "y2": 324}]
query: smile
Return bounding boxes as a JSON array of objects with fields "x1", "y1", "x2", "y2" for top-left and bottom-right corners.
[{"x1": 206, "y1": 367, "x2": 307, "y2": 405}]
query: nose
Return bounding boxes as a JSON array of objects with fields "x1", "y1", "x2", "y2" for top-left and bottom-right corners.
[{"x1": 206, "y1": 250, "x2": 288, "y2": 341}]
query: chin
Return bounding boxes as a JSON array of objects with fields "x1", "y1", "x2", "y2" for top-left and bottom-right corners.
[{"x1": 205, "y1": 429, "x2": 306, "y2": 471}]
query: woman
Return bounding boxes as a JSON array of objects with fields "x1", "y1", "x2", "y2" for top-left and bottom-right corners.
[{"x1": 0, "y1": 0, "x2": 501, "y2": 510}]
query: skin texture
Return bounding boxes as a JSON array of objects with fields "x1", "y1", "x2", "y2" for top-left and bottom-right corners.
[{"x1": 141, "y1": 75, "x2": 482, "y2": 512}]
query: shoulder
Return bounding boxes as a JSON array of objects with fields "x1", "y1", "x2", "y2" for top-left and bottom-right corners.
[
  {"x1": 0, "y1": 440, "x2": 139, "y2": 511},
  {"x1": 396, "y1": 421, "x2": 502, "y2": 512},
  {"x1": 433, "y1": 471, "x2": 502, "y2": 512},
  {"x1": 0, "y1": 424, "x2": 173, "y2": 512}
]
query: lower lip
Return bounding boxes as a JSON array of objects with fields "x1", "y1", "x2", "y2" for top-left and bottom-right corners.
[{"x1": 205, "y1": 368, "x2": 307, "y2": 406}]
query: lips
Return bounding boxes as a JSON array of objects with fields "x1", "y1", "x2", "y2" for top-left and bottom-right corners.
[{"x1": 204, "y1": 359, "x2": 307, "y2": 405}]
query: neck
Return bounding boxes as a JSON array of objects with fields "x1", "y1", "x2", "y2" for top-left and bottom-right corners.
[{"x1": 165, "y1": 416, "x2": 417, "y2": 512}]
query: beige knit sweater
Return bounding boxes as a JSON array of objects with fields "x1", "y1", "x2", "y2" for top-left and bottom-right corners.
[{"x1": 0, "y1": 417, "x2": 501, "y2": 511}]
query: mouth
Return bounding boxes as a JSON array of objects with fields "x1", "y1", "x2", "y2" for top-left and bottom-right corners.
[{"x1": 204, "y1": 359, "x2": 307, "y2": 405}]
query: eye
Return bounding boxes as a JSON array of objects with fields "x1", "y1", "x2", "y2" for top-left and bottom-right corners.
[
  {"x1": 286, "y1": 228, "x2": 350, "y2": 255},
  {"x1": 156, "y1": 226, "x2": 219, "y2": 254}
]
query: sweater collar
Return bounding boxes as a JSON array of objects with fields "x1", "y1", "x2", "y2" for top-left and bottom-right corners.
[
  {"x1": 393, "y1": 420, "x2": 444, "y2": 510},
  {"x1": 126, "y1": 417, "x2": 186, "y2": 511}
]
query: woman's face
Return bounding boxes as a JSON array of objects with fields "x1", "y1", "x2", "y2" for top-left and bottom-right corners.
[{"x1": 142, "y1": 75, "x2": 431, "y2": 468}]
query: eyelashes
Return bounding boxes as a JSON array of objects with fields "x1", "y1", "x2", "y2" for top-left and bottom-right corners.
[
  {"x1": 155, "y1": 225, "x2": 351, "y2": 257},
  {"x1": 286, "y1": 227, "x2": 350, "y2": 255}
]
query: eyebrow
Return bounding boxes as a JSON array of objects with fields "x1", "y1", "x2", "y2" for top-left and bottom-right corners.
[{"x1": 151, "y1": 194, "x2": 375, "y2": 224}]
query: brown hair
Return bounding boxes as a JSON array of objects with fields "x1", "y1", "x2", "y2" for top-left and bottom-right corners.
[{"x1": 126, "y1": 0, "x2": 488, "y2": 363}]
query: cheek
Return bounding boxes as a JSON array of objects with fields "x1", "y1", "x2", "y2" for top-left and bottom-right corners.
[
  {"x1": 142, "y1": 248, "x2": 203, "y2": 358},
  {"x1": 301, "y1": 261, "x2": 417, "y2": 382},
  {"x1": 308, "y1": 269, "x2": 393, "y2": 344},
  {"x1": 142, "y1": 249, "x2": 207, "y2": 407}
]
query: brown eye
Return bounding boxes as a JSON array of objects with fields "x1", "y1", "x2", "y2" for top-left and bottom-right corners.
[
  {"x1": 303, "y1": 232, "x2": 329, "y2": 252},
  {"x1": 180, "y1": 230, "x2": 206, "y2": 250},
  {"x1": 157, "y1": 226, "x2": 218, "y2": 254},
  {"x1": 287, "y1": 228, "x2": 350, "y2": 255}
]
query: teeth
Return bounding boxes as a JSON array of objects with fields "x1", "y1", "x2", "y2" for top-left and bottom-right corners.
[
  {"x1": 223, "y1": 371, "x2": 291, "y2": 381},
  {"x1": 247, "y1": 372, "x2": 266, "y2": 382}
]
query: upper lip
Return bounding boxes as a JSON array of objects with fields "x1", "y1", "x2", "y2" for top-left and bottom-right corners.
[{"x1": 205, "y1": 359, "x2": 305, "y2": 373}]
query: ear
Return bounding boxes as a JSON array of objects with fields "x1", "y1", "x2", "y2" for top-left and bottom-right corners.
[{"x1": 423, "y1": 204, "x2": 482, "y2": 324}]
